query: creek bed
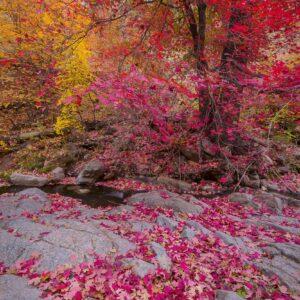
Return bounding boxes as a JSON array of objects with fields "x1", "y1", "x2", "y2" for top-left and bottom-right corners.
[{"x1": 0, "y1": 184, "x2": 134, "y2": 208}]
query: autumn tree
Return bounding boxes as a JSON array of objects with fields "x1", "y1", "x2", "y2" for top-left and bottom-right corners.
[
  {"x1": 0, "y1": 0, "x2": 92, "y2": 131},
  {"x1": 79, "y1": 0, "x2": 299, "y2": 150}
]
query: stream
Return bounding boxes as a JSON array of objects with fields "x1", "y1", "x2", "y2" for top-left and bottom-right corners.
[{"x1": 0, "y1": 184, "x2": 135, "y2": 208}]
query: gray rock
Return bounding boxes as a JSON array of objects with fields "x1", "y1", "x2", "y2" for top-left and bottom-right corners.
[
  {"x1": 263, "y1": 243, "x2": 300, "y2": 263},
  {"x1": 216, "y1": 290, "x2": 243, "y2": 300},
  {"x1": 181, "y1": 227, "x2": 197, "y2": 239},
  {"x1": 257, "y1": 221, "x2": 300, "y2": 235},
  {"x1": 0, "y1": 229, "x2": 79, "y2": 271},
  {"x1": 255, "y1": 191, "x2": 284, "y2": 214},
  {"x1": 103, "y1": 230, "x2": 136, "y2": 255},
  {"x1": 262, "y1": 215, "x2": 299, "y2": 226},
  {"x1": 0, "y1": 275, "x2": 41, "y2": 300},
  {"x1": 156, "y1": 214, "x2": 178, "y2": 230},
  {"x1": 44, "y1": 143, "x2": 80, "y2": 169},
  {"x1": 0, "y1": 189, "x2": 48, "y2": 217},
  {"x1": 43, "y1": 221, "x2": 135, "y2": 256},
  {"x1": 76, "y1": 160, "x2": 106, "y2": 185},
  {"x1": 188, "y1": 196, "x2": 211, "y2": 210},
  {"x1": 17, "y1": 188, "x2": 47, "y2": 199},
  {"x1": 10, "y1": 173, "x2": 49, "y2": 187},
  {"x1": 228, "y1": 193, "x2": 258, "y2": 209},
  {"x1": 130, "y1": 221, "x2": 154, "y2": 232},
  {"x1": 121, "y1": 258, "x2": 155, "y2": 277},
  {"x1": 242, "y1": 175, "x2": 261, "y2": 189},
  {"x1": 150, "y1": 242, "x2": 172, "y2": 272},
  {"x1": 278, "y1": 166, "x2": 290, "y2": 175},
  {"x1": 227, "y1": 215, "x2": 243, "y2": 222},
  {"x1": 261, "y1": 180, "x2": 281, "y2": 192},
  {"x1": 275, "y1": 194, "x2": 300, "y2": 208},
  {"x1": 0, "y1": 217, "x2": 136, "y2": 272},
  {"x1": 19, "y1": 131, "x2": 42, "y2": 140},
  {"x1": 180, "y1": 147, "x2": 199, "y2": 163},
  {"x1": 255, "y1": 255, "x2": 300, "y2": 293},
  {"x1": 106, "y1": 205, "x2": 134, "y2": 215},
  {"x1": 186, "y1": 220, "x2": 212, "y2": 235},
  {"x1": 0, "y1": 229, "x2": 34, "y2": 266},
  {"x1": 127, "y1": 190, "x2": 204, "y2": 215},
  {"x1": 157, "y1": 176, "x2": 192, "y2": 192},
  {"x1": 51, "y1": 167, "x2": 65, "y2": 181},
  {"x1": 3, "y1": 217, "x2": 51, "y2": 239},
  {"x1": 30, "y1": 241, "x2": 80, "y2": 272},
  {"x1": 216, "y1": 231, "x2": 261, "y2": 255}
]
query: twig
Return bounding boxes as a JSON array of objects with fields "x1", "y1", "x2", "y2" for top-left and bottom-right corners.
[{"x1": 233, "y1": 160, "x2": 254, "y2": 192}]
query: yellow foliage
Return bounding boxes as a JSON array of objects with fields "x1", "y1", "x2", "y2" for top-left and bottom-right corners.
[
  {"x1": 57, "y1": 40, "x2": 93, "y2": 98},
  {"x1": 0, "y1": 140, "x2": 9, "y2": 151},
  {"x1": 54, "y1": 104, "x2": 83, "y2": 135},
  {"x1": 55, "y1": 39, "x2": 92, "y2": 133},
  {"x1": 0, "y1": 0, "x2": 92, "y2": 106}
]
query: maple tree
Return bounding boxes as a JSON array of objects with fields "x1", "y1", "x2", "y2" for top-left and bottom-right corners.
[
  {"x1": 75, "y1": 0, "x2": 299, "y2": 147},
  {"x1": 49, "y1": 0, "x2": 296, "y2": 181}
]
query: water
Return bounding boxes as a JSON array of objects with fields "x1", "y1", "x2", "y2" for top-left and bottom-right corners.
[{"x1": 0, "y1": 184, "x2": 134, "y2": 208}]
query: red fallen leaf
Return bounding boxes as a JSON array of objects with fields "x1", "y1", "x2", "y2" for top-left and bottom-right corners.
[
  {"x1": 35, "y1": 101, "x2": 42, "y2": 108},
  {"x1": 75, "y1": 95, "x2": 82, "y2": 106},
  {"x1": 0, "y1": 262, "x2": 7, "y2": 275},
  {"x1": 73, "y1": 291, "x2": 83, "y2": 300},
  {"x1": 0, "y1": 58, "x2": 16, "y2": 66},
  {"x1": 219, "y1": 177, "x2": 228, "y2": 184}
]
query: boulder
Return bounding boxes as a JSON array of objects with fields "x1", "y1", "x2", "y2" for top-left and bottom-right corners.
[
  {"x1": 0, "y1": 275, "x2": 41, "y2": 300},
  {"x1": 180, "y1": 147, "x2": 199, "y2": 162},
  {"x1": 76, "y1": 160, "x2": 106, "y2": 185},
  {"x1": 262, "y1": 154, "x2": 274, "y2": 166},
  {"x1": 263, "y1": 243, "x2": 300, "y2": 263},
  {"x1": 255, "y1": 254, "x2": 300, "y2": 293},
  {"x1": 17, "y1": 188, "x2": 47, "y2": 199},
  {"x1": 228, "y1": 193, "x2": 258, "y2": 209},
  {"x1": 181, "y1": 227, "x2": 197, "y2": 240},
  {"x1": 0, "y1": 191, "x2": 136, "y2": 272},
  {"x1": 278, "y1": 166, "x2": 290, "y2": 174},
  {"x1": 10, "y1": 173, "x2": 49, "y2": 187},
  {"x1": 157, "y1": 176, "x2": 192, "y2": 192},
  {"x1": 261, "y1": 180, "x2": 281, "y2": 192},
  {"x1": 156, "y1": 214, "x2": 178, "y2": 231},
  {"x1": 19, "y1": 131, "x2": 42, "y2": 140},
  {"x1": 130, "y1": 221, "x2": 154, "y2": 232},
  {"x1": 246, "y1": 219, "x2": 300, "y2": 235},
  {"x1": 0, "y1": 188, "x2": 48, "y2": 217},
  {"x1": 121, "y1": 258, "x2": 155, "y2": 277},
  {"x1": 186, "y1": 220, "x2": 212, "y2": 236},
  {"x1": 275, "y1": 194, "x2": 300, "y2": 208},
  {"x1": 106, "y1": 205, "x2": 134, "y2": 215},
  {"x1": 216, "y1": 290, "x2": 243, "y2": 300},
  {"x1": 242, "y1": 175, "x2": 261, "y2": 189},
  {"x1": 150, "y1": 242, "x2": 172, "y2": 272},
  {"x1": 127, "y1": 190, "x2": 204, "y2": 215},
  {"x1": 215, "y1": 231, "x2": 261, "y2": 255},
  {"x1": 44, "y1": 143, "x2": 82, "y2": 169},
  {"x1": 255, "y1": 191, "x2": 284, "y2": 214},
  {"x1": 0, "y1": 217, "x2": 135, "y2": 272},
  {"x1": 51, "y1": 167, "x2": 65, "y2": 181}
]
